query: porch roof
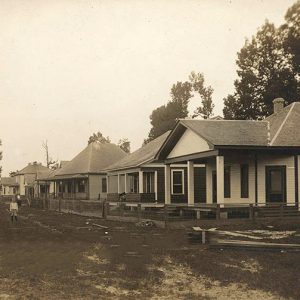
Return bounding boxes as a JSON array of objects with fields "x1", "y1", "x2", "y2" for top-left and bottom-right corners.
[
  {"x1": 105, "y1": 131, "x2": 170, "y2": 172},
  {"x1": 0, "y1": 177, "x2": 19, "y2": 186}
]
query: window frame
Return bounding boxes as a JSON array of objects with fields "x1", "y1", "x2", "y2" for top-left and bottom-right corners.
[
  {"x1": 171, "y1": 169, "x2": 185, "y2": 195},
  {"x1": 144, "y1": 172, "x2": 154, "y2": 194}
]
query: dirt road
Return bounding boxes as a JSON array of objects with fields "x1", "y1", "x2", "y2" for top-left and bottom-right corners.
[{"x1": 0, "y1": 202, "x2": 300, "y2": 299}]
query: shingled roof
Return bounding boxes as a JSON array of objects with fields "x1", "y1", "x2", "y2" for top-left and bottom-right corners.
[
  {"x1": 105, "y1": 131, "x2": 170, "y2": 171},
  {"x1": 180, "y1": 119, "x2": 269, "y2": 146},
  {"x1": 266, "y1": 102, "x2": 300, "y2": 146},
  {"x1": 0, "y1": 177, "x2": 18, "y2": 186},
  {"x1": 15, "y1": 163, "x2": 51, "y2": 175},
  {"x1": 54, "y1": 142, "x2": 127, "y2": 176}
]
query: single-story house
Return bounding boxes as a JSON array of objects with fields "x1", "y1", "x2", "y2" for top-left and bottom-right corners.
[
  {"x1": 154, "y1": 98, "x2": 300, "y2": 207},
  {"x1": 105, "y1": 130, "x2": 207, "y2": 204},
  {"x1": 0, "y1": 177, "x2": 19, "y2": 198},
  {"x1": 45, "y1": 141, "x2": 127, "y2": 200}
]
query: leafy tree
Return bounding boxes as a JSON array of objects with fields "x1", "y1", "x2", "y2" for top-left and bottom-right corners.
[
  {"x1": 223, "y1": 15, "x2": 300, "y2": 120},
  {"x1": 189, "y1": 71, "x2": 214, "y2": 119},
  {"x1": 9, "y1": 171, "x2": 18, "y2": 177},
  {"x1": 145, "y1": 81, "x2": 193, "y2": 143},
  {"x1": 118, "y1": 138, "x2": 130, "y2": 153},
  {"x1": 88, "y1": 132, "x2": 111, "y2": 144},
  {"x1": 281, "y1": 1, "x2": 300, "y2": 75}
]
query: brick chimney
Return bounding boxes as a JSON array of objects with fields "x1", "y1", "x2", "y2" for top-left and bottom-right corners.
[{"x1": 273, "y1": 98, "x2": 285, "y2": 113}]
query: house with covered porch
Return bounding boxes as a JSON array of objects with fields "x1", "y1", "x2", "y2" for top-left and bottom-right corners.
[
  {"x1": 155, "y1": 99, "x2": 300, "y2": 210},
  {"x1": 105, "y1": 130, "x2": 207, "y2": 204},
  {"x1": 45, "y1": 141, "x2": 127, "y2": 200}
]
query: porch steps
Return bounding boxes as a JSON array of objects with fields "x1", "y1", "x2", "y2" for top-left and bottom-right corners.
[{"x1": 256, "y1": 205, "x2": 300, "y2": 218}]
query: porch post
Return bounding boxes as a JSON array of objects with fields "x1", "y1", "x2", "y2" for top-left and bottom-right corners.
[
  {"x1": 124, "y1": 173, "x2": 127, "y2": 193},
  {"x1": 164, "y1": 165, "x2": 171, "y2": 204},
  {"x1": 139, "y1": 171, "x2": 143, "y2": 193},
  {"x1": 154, "y1": 171, "x2": 158, "y2": 201},
  {"x1": 216, "y1": 156, "x2": 224, "y2": 205},
  {"x1": 117, "y1": 174, "x2": 120, "y2": 194},
  {"x1": 187, "y1": 161, "x2": 195, "y2": 205},
  {"x1": 106, "y1": 175, "x2": 109, "y2": 194}
]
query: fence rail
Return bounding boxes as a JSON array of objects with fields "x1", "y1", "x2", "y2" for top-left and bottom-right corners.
[{"x1": 26, "y1": 198, "x2": 300, "y2": 224}]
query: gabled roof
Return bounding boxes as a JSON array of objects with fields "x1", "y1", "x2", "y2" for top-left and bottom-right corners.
[
  {"x1": 0, "y1": 177, "x2": 18, "y2": 186},
  {"x1": 266, "y1": 102, "x2": 300, "y2": 146},
  {"x1": 15, "y1": 163, "x2": 50, "y2": 176},
  {"x1": 105, "y1": 131, "x2": 170, "y2": 171},
  {"x1": 54, "y1": 142, "x2": 127, "y2": 176},
  {"x1": 179, "y1": 119, "x2": 269, "y2": 146}
]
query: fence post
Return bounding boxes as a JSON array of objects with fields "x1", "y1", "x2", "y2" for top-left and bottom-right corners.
[
  {"x1": 164, "y1": 205, "x2": 168, "y2": 228},
  {"x1": 216, "y1": 204, "x2": 220, "y2": 220},
  {"x1": 249, "y1": 204, "x2": 254, "y2": 220},
  {"x1": 280, "y1": 203, "x2": 284, "y2": 218},
  {"x1": 58, "y1": 198, "x2": 61, "y2": 212},
  {"x1": 137, "y1": 203, "x2": 142, "y2": 221}
]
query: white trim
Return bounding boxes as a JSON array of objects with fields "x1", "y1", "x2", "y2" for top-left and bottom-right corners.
[
  {"x1": 187, "y1": 161, "x2": 195, "y2": 205},
  {"x1": 164, "y1": 165, "x2": 171, "y2": 204},
  {"x1": 270, "y1": 102, "x2": 295, "y2": 145},
  {"x1": 171, "y1": 169, "x2": 185, "y2": 195},
  {"x1": 142, "y1": 164, "x2": 164, "y2": 168},
  {"x1": 170, "y1": 164, "x2": 205, "y2": 168},
  {"x1": 124, "y1": 173, "x2": 127, "y2": 193},
  {"x1": 117, "y1": 174, "x2": 120, "y2": 194},
  {"x1": 106, "y1": 176, "x2": 109, "y2": 194},
  {"x1": 139, "y1": 171, "x2": 143, "y2": 193}
]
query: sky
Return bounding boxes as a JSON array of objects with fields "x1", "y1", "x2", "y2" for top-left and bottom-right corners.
[{"x1": 0, "y1": 0, "x2": 296, "y2": 176}]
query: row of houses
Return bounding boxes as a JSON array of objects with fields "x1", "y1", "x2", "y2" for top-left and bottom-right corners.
[{"x1": 1, "y1": 98, "x2": 300, "y2": 208}]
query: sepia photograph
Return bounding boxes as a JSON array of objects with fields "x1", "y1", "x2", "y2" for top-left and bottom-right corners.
[{"x1": 1, "y1": 0, "x2": 300, "y2": 299}]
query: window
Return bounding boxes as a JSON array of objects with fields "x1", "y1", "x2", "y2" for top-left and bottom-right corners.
[
  {"x1": 144, "y1": 172, "x2": 155, "y2": 193},
  {"x1": 67, "y1": 182, "x2": 72, "y2": 193},
  {"x1": 240, "y1": 164, "x2": 249, "y2": 198},
  {"x1": 58, "y1": 182, "x2": 63, "y2": 193},
  {"x1": 172, "y1": 170, "x2": 184, "y2": 194},
  {"x1": 78, "y1": 180, "x2": 86, "y2": 193},
  {"x1": 102, "y1": 178, "x2": 107, "y2": 193},
  {"x1": 224, "y1": 166, "x2": 231, "y2": 198},
  {"x1": 129, "y1": 174, "x2": 139, "y2": 193}
]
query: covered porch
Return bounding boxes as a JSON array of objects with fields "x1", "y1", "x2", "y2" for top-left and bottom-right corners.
[
  {"x1": 164, "y1": 148, "x2": 299, "y2": 208},
  {"x1": 107, "y1": 168, "x2": 159, "y2": 203}
]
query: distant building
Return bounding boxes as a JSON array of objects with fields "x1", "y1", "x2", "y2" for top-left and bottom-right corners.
[
  {"x1": 0, "y1": 177, "x2": 18, "y2": 198},
  {"x1": 12, "y1": 162, "x2": 52, "y2": 198}
]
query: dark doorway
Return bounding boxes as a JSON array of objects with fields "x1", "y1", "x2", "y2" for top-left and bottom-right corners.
[{"x1": 266, "y1": 166, "x2": 286, "y2": 203}]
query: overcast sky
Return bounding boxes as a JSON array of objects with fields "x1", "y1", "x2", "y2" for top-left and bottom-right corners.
[{"x1": 0, "y1": 0, "x2": 296, "y2": 176}]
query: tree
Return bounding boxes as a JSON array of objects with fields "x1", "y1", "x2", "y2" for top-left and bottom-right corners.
[
  {"x1": 9, "y1": 171, "x2": 18, "y2": 177},
  {"x1": 145, "y1": 81, "x2": 193, "y2": 143},
  {"x1": 42, "y1": 140, "x2": 57, "y2": 169},
  {"x1": 189, "y1": 71, "x2": 214, "y2": 119},
  {"x1": 88, "y1": 132, "x2": 111, "y2": 144},
  {"x1": 118, "y1": 138, "x2": 130, "y2": 153},
  {"x1": 223, "y1": 16, "x2": 300, "y2": 120},
  {"x1": 281, "y1": 1, "x2": 300, "y2": 75}
]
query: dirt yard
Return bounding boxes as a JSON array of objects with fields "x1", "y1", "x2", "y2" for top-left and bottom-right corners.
[{"x1": 1, "y1": 202, "x2": 300, "y2": 299}]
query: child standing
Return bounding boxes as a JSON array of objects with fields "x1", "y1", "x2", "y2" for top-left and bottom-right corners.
[{"x1": 10, "y1": 198, "x2": 18, "y2": 223}]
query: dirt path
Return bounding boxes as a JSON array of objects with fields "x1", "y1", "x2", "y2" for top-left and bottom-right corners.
[{"x1": 0, "y1": 203, "x2": 299, "y2": 299}]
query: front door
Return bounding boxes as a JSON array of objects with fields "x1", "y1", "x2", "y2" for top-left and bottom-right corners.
[{"x1": 266, "y1": 166, "x2": 286, "y2": 203}]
